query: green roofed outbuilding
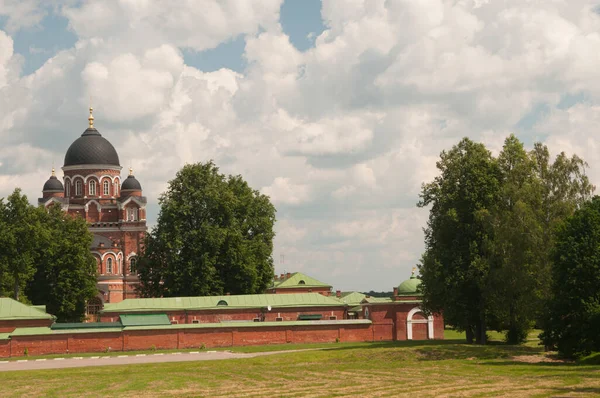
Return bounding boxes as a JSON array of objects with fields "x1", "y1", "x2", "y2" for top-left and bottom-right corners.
[
  {"x1": 0, "y1": 298, "x2": 54, "y2": 321},
  {"x1": 0, "y1": 298, "x2": 55, "y2": 333},
  {"x1": 267, "y1": 272, "x2": 332, "y2": 295}
]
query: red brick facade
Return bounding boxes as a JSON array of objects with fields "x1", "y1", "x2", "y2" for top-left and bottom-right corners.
[
  {"x1": 100, "y1": 307, "x2": 347, "y2": 324},
  {"x1": 1, "y1": 321, "x2": 374, "y2": 358},
  {"x1": 39, "y1": 122, "x2": 147, "y2": 307},
  {"x1": 363, "y1": 303, "x2": 444, "y2": 341},
  {"x1": 0, "y1": 319, "x2": 53, "y2": 333}
]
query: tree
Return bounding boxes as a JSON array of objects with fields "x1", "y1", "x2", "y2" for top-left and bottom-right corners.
[
  {"x1": 529, "y1": 143, "x2": 594, "y2": 309},
  {"x1": 0, "y1": 189, "x2": 44, "y2": 301},
  {"x1": 486, "y1": 135, "x2": 542, "y2": 344},
  {"x1": 418, "y1": 138, "x2": 501, "y2": 344},
  {"x1": 419, "y1": 135, "x2": 594, "y2": 345},
  {"x1": 27, "y1": 205, "x2": 97, "y2": 322},
  {"x1": 137, "y1": 161, "x2": 276, "y2": 297},
  {"x1": 541, "y1": 197, "x2": 600, "y2": 358}
]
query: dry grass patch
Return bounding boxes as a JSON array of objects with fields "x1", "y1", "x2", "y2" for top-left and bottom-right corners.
[{"x1": 1, "y1": 340, "x2": 600, "y2": 397}]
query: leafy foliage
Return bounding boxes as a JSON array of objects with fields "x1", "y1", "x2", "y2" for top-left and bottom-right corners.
[
  {"x1": 0, "y1": 189, "x2": 97, "y2": 321},
  {"x1": 541, "y1": 197, "x2": 600, "y2": 358},
  {"x1": 137, "y1": 161, "x2": 276, "y2": 297},
  {"x1": 418, "y1": 137, "x2": 501, "y2": 344},
  {"x1": 419, "y1": 135, "x2": 594, "y2": 345},
  {"x1": 27, "y1": 205, "x2": 98, "y2": 322}
]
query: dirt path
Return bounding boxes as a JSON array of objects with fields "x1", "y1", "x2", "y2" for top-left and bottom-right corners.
[{"x1": 0, "y1": 349, "x2": 313, "y2": 372}]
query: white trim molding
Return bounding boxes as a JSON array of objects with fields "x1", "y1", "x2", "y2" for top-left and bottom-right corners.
[
  {"x1": 62, "y1": 164, "x2": 122, "y2": 172},
  {"x1": 406, "y1": 307, "x2": 435, "y2": 340}
]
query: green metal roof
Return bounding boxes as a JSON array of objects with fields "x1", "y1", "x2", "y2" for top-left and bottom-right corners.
[
  {"x1": 119, "y1": 314, "x2": 171, "y2": 327},
  {"x1": 0, "y1": 298, "x2": 54, "y2": 321},
  {"x1": 4, "y1": 320, "x2": 372, "y2": 337},
  {"x1": 362, "y1": 297, "x2": 393, "y2": 304},
  {"x1": 10, "y1": 327, "x2": 124, "y2": 336},
  {"x1": 102, "y1": 293, "x2": 344, "y2": 313},
  {"x1": 397, "y1": 276, "x2": 422, "y2": 296},
  {"x1": 51, "y1": 322, "x2": 122, "y2": 330},
  {"x1": 31, "y1": 305, "x2": 47, "y2": 313},
  {"x1": 125, "y1": 319, "x2": 372, "y2": 331},
  {"x1": 271, "y1": 272, "x2": 331, "y2": 289},
  {"x1": 337, "y1": 292, "x2": 366, "y2": 306}
]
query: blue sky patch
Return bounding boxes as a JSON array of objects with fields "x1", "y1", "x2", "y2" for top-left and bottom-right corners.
[
  {"x1": 1, "y1": 12, "x2": 77, "y2": 76},
  {"x1": 280, "y1": 0, "x2": 325, "y2": 51}
]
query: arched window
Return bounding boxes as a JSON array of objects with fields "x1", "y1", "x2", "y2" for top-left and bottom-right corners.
[
  {"x1": 87, "y1": 297, "x2": 102, "y2": 316},
  {"x1": 103, "y1": 180, "x2": 110, "y2": 196},
  {"x1": 89, "y1": 180, "x2": 96, "y2": 196},
  {"x1": 217, "y1": 300, "x2": 228, "y2": 306},
  {"x1": 114, "y1": 183, "x2": 119, "y2": 197},
  {"x1": 130, "y1": 257, "x2": 137, "y2": 273},
  {"x1": 65, "y1": 182, "x2": 70, "y2": 197},
  {"x1": 118, "y1": 258, "x2": 122, "y2": 274},
  {"x1": 106, "y1": 257, "x2": 113, "y2": 274},
  {"x1": 127, "y1": 207, "x2": 138, "y2": 221},
  {"x1": 75, "y1": 180, "x2": 82, "y2": 196},
  {"x1": 298, "y1": 280, "x2": 306, "y2": 285}
]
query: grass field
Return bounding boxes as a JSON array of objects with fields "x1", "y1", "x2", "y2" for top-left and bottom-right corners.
[{"x1": 1, "y1": 331, "x2": 599, "y2": 397}]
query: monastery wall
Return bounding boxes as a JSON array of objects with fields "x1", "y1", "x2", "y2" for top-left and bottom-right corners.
[
  {"x1": 1, "y1": 321, "x2": 374, "y2": 358},
  {"x1": 0, "y1": 319, "x2": 53, "y2": 333},
  {"x1": 100, "y1": 307, "x2": 347, "y2": 324}
]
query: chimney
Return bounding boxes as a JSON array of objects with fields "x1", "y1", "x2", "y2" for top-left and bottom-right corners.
[
  {"x1": 274, "y1": 274, "x2": 278, "y2": 281},
  {"x1": 280, "y1": 273, "x2": 285, "y2": 279},
  {"x1": 99, "y1": 243, "x2": 104, "y2": 248},
  {"x1": 286, "y1": 272, "x2": 291, "y2": 279},
  {"x1": 226, "y1": 292, "x2": 230, "y2": 296},
  {"x1": 393, "y1": 287, "x2": 398, "y2": 297},
  {"x1": 336, "y1": 290, "x2": 341, "y2": 298}
]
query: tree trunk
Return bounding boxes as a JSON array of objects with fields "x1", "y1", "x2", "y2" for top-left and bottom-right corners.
[
  {"x1": 475, "y1": 315, "x2": 487, "y2": 345},
  {"x1": 13, "y1": 274, "x2": 19, "y2": 301},
  {"x1": 466, "y1": 324, "x2": 474, "y2": 344}
]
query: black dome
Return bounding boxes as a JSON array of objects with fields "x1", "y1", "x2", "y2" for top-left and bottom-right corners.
[
  {"x1": 64, "y1": 128, "x2": 120, "y2": 167},
  {"x1": 121, "y1": 175, "x2": 142, "y2": 191},
  {"x1": 43, "y1": 176, "x2": 64, "y2": 192}
]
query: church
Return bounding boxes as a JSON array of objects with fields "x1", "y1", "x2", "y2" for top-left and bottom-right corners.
[{"x1": 38, "y1": 108, "x2": 147, "y2": 307}]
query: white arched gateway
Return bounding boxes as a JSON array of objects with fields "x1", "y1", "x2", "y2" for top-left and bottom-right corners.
[{"x1": 407, "y1": 307, "x2": 434, "y2": 340}]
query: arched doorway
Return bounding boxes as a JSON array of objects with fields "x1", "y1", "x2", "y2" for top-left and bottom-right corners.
[
  {"x1": 86, "y1": 296, "x2": 103, "y2": 322},
  {"x1": 407, "y1": 307, "x2": 434, "y2": 340}
]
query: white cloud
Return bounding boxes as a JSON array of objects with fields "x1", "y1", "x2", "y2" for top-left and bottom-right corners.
[
  {"x1": 0, "y1": 0, "x2": 47, "y2": 32},
  {"x1": 81, "y1": 46, "x2": 182, "y2": 121},
  {"x1": 262, "y1": 177, "x2": 310, "y2": 205},
  {"x1": 63, "y1": 0, "x2": 282, "y2": 51},
  {"x1": 3, "y1": 1, "x2": 600, "y2": 291}
]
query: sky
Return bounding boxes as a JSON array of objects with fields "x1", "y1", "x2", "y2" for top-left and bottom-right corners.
[{"x1": 2, "y1": 0, "x2": 600, "y2": 292}]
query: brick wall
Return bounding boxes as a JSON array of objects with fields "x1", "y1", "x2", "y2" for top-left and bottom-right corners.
[
  {"x1": 1, "y1": 322, "x2": 374, "y2": 358},
  {"x1": 0, "y1": 319, "x2": 53, "y2": 333},
  {"x1": 10, "y1": 335, "x2": 68, "y2": 357},
  {"x1": 0, "y1": 340, "x2": 10, "y2": 357},
  {"x1": 101, "y1": 307, "x2": 347, "y2": 324},
  {"x1": 68, "y1": 333, "x2": 123, "y2": 353}
]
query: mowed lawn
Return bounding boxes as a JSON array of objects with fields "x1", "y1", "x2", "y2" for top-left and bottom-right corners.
[{"x1": 1, "y1": 331, "x2": 599, "y2": 397}]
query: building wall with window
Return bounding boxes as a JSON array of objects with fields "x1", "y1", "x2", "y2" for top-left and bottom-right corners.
[{"x1": 38, "y1": 109, "x2": 147, "y2": 309}]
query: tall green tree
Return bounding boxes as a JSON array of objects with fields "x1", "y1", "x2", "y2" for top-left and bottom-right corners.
[
  {"x1": 137, "y1": 161, "x2": 276, "y2": 297},
  {"x1": 486, "y1": 135, "x2": 542, "y2": 343},
  {"x1": 418, "y1": 138, "x2": 501, "y2": 344},
  {"x1": 541, "y1": 197, "x2": 600, "y2": 358},
  {"x1": 0, "y1": 189, "x2": 43, "y2": 301},
  {"x1": 530, "y1": 144, "x2": 594, "y2": 307},
  {"x1": 27, "y1": 205, "x2": 97, "y2": 322},
  {"x1": 419, "y1": 135, "x2": 594, "y2": 345}
]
